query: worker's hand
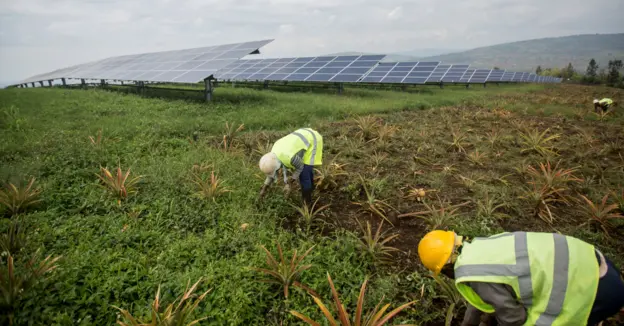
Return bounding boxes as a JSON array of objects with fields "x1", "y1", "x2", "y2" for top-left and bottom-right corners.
[{"x1": 258, "y1": 184, "x2": 268, "y2": 201}]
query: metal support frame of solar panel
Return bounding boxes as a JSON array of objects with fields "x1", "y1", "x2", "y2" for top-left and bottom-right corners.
[
  {"x1": 468, "y1": 69, "x2": 492, "y2": 83},
  {"x1": 12, "y1": 39, "x2": 274, "y2": 86},
  {"x1": 359, "y1": 61, "x2": 440, "y2": 84},
  {"x1": 216, "y1": 55, "x2": 386, "y2": 83},
  {"x1": 485, "y1": 69, "x2": 505, "y2": 82}
]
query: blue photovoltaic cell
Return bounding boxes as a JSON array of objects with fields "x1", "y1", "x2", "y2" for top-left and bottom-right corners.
[
  {"x1": 425, "y1": 64, "x2": 451, "y2": 83},
  {"x1": 359, "y1": 61, "x2": 440, "y2": 84},
  {"x1": 15, "y1": 39, "x2": 275, "y2": 85},
  {"x1": 214, "y1": 54, "x2": 386, "y2": 83},
  {"x1": 485, "y1": 69, "x2": 505, "y2": 82},
  {"x1": 501, "y1": 72, "x2": 515, "y2": 82},
  {"x1": 440, "y1": 65, "x2": 470, "y2": 83},
  {"x1": 459, "y1": 69, "x2": 475, "y2": 82},
  {"x1": 468, "y1": 69, "x2": 492, "y2": 83}
]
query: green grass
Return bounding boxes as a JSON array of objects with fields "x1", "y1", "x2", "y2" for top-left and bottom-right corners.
[{"x1": 1, "y1": 84, "x2": 623, "y2": 325}]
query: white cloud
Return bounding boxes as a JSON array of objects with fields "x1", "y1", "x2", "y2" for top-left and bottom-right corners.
[{"x1": 0, "y1": 0, "x2": 623, "y2": 83}]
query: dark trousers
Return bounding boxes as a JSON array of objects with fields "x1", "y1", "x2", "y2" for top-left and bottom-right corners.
[
  {"x1": 588, "y1": 254, "x2": 624, "y2": 325},
  {"x1": 299, "y1": 164, "x2": 314, "y2": 192}
]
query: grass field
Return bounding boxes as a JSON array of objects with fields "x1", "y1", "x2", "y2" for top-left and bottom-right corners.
[{"x1": 1, "y1": 84, "x2": 623, "y2": 325}]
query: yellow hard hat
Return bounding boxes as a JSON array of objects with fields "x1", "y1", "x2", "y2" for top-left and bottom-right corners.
[{"x1": 418, "y1": 230, "x2": 456, "y2": 275}]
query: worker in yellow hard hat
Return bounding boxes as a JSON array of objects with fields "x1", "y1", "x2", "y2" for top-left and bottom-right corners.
[
  {"x1": 418, "y1": 230, "x2": 624, "y2": 326},
  {"x1": 258, "y1": 128, "x2": 323, "y2": 205},
  {"x1": 593, "y1": 98, "x2": 615, "y2": 113}
]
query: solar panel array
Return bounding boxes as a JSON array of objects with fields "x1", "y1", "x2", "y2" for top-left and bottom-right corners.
[
  {"x1": 214, "y1": 55, "x2": 385, "y2": 83},
  {"x1": 18, "y1": 39, "x2": 274, "y2": 84},
  {"x1": 11, "y1": 37, "x2": 562, "y2": 88}
]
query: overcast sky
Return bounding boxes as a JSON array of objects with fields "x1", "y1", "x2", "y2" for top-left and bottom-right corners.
[{"x1": 1, "y1": 0, "x2": 623, "y2": 83}]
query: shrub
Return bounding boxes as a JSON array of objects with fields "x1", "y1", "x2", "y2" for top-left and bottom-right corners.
[{"x1": 0, "y1": 177, "x2": 42, "y2": 216}]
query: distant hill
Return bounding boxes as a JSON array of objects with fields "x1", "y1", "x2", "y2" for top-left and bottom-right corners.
[{"x1": 418, "y1": 34, "x2": 624, "y2": 72}]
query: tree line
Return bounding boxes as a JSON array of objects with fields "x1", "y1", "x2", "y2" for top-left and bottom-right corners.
[{"x1": 535, "y1": 58, "x2": 623, "y2": 88}]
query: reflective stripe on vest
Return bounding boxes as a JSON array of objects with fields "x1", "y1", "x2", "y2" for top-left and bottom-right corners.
[
  {"x1": 271, "y1": 128, "x2": 322, "y2": 168},
  {"x1": 454, "y1": 232, "x2": 599, "y2": 326}
]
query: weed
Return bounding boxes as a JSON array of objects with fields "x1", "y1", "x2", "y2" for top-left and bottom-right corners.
[
  {"x1": 352, "y1": 176, "x2": 396, "y2": 226},
  {"x1": 485, "y1": 129, "x2": 501, "y2": 147},
  {"x1": 354, "y1": 116, "x2": 381, "y2": 140},
  {"x1": 447, "y1": 129, "x2": 469, "y2": 153},
  {"x1": 0, "y1": 253, "x2": 61, "y2": 325},
  {"x1": 399, "y1": 198, "x2": 468, "y2": 230},
  {"x1": 96, "y1": 166, "x2": 142, "y2": 200},
  {"x1": 221, "y1": 121, "x2": 245, "y2": 151},
  {"x1": 578, "y1": 194, "x2": 623, "y2": 237},
  {"x1": 88, "y1": 129, "x2": 103, "y2": 148},
  {"x1": 371, "y1": 151, "x2": 388, "y2": 172},
  {"x1": 191, "y1": 170, "x2": 230, "y2": 201},
  {"x1": 526, "y1": 161, "x2": 581, "y2": 202},
  {"x1": 291, "y1": 198, "x2": 330, "y2": 234},
  {"x1": 254, "y1": 138, "x2": 272, "y2": 158},
  {"x1": 376, "y1": 124, "x2": 398, "y2": 142},
  {"x1": 290, "y1": 273, "x2": 416, "y2": 326},
  {"x1": 432, "y1": 274, "x2": 464, "y2": 326},
  {"x1": 355, "y1": 220, "x2": 400, "y2": 265},
  {"x1": 476, "y1": 193, "x2": 510, "y2": 220},
  {"x1": 314, "y1": 159, "x2": 348, "y2": 191},
  {"x1": 252, "y1": 243, "x2": 317, "y2": 299},
  {"x1": 0, "y1": 219, "x2": 26, "y2": 255},
  {"x1": 113, "y1": 278, "x2": 211, "y2": 326},
  {"x1": 519, "y1": 183, "x2": 563, "y2": 224},
  {"x1": 519, "y1": 128, "x2": 560, "y2": 157},
  {"x1": 593, "y1": 110, "x2": 611, "y2": 122},
  {"x1": 613, "y1": 189, "x2": 624, "y2": 213},
  {"x1": 466, "y1": 150, "x2": 486, "y2": 166},
  {"x1": 0, "y1": 177, "x2": 42, "y2": 216}
]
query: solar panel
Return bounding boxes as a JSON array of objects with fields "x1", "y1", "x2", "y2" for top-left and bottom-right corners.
[
  {"x1": 425, "y1": 64, "x2": 452, "y2": 83},
  {"x1": 14, "y1": 40, "x2": 274, "y2": 85},
  {"x1": 501, "y1": 72, "x2": 515, "y2": 82},
  {"x1": 440, "y1": 65, "x2": 470, "y2": 83},
  {"x1": 468, "y1": 69, "x2": 492, "y2": 83},
  {"x1": 358, "y1": 61, "x2": 440, "y2": 84},
  {"x1": 215, "y1": 55, "x2": 386, "y2": 83},
  {"x1": 459, "y1": 69, "x2": 475, "y2": 83},
  {"x1": 485, "y1": 69, "x2": 505, "y2": 82}
]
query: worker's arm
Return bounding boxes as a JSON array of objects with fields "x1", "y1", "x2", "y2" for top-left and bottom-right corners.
[
  {"x1": 289, "y1": 150, "x2": 306, "y2": 181},
  {"x1": 466, "y1": 282, "x2": 527, "y2": 326},
  {"x1": 461, "y1": 304, "x2": 484, "y2": 326}
]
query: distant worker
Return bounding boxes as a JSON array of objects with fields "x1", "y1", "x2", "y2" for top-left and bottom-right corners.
[
  {"x1": 258, "y1": 128, "x2": 323, "y2": 205},
  {"x1": 593, "y1": 98, "x2": 615, "y2": 113},
  {"x1": 418, "y1": 230, "x2": 624, "y2": 326}
]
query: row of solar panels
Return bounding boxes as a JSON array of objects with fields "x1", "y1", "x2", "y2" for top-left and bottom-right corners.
[
  {"x1": 214, "y1": 58, "x2": 560, "y2": 84},
  {"x1": 11, "y1": 39, "x2": 562, "y2": 87}
]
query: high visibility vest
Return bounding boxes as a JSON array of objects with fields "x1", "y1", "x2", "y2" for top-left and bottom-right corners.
[
  {"x1": 454, "y1": 232, "x2": 599, "y2": 326},
  {"x1": 599, "y1": 98, "x2": 613, "y2": 106},
  {"x1": 271, "y1": 128, "x2": 323, "y2": 168}
]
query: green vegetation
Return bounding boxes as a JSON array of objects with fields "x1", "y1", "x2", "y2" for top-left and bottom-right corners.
[{"x1": 1, "y1": 83, "x2": 623, "y2": 325}]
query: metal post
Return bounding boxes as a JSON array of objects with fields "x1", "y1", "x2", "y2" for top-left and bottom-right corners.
[
  {"x1": 263, "y1": 80, "x2": 269, "y2": 89},
  {"x1": 39, "y1": 81, "x2": 44, "y2": 87},
  {"x1": 465, "y1": 84, "x2": 470, "y2": 89},
  {"x1": 337, "y1": 83, "x2": 344, "y2": 95},
  {"x1": 31, "y1": 82, "x2": 35, "y2": 88},
  {"x1": 204, "y1": 78, "x2": 213, "y2": 102},
  {"x1": 61, "y1": 78, "x2": 67, "y2": 86},
  {"x1": 120, "y1": 81, "x2": 124, "y2": 85},
  {"x1": 100, "y1": 79, "x2": 106, "y2": 87},
  {"x1": 483, "y1": 83, "x2": 487, "y2": 88},
  {"x1": 81, "y1": 79, "x2": 86, "y2": 89},
  {"x1": 48, "y1": 80, "x2": 53, "y2": 87},
  {"x1": 439, "y1": 82, "x2": 444, "y2": 89}
]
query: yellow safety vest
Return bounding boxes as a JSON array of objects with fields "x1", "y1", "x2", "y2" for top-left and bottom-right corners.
[
  {"x1": 599, "y1": 98, "x2": 613, "y2": 106},
  {"x1": 271, "y1": 128, "x2": 323, "y2": 168},
  {"x1": 454, "y1": 232, "x2": 599, "y2": 326}
]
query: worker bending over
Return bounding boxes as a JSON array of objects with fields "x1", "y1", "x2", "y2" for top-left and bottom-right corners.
[
  {"x1": 258, "y1": 128, "x2": 323, "y2": 205},
  {"x1": 418, "y1": 230, "x2": 624, "y2": 326},
  {"x1": 593, "y1": 98, "x2": 615, "y2": 112}
]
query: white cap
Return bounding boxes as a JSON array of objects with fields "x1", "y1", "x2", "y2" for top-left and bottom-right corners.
[
  {"x1": 593, "y1": 99, "x2": 599, "y2": 104},
  {"x1": 259, "y1": 152, "x2": 280, "y2": 176}
]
